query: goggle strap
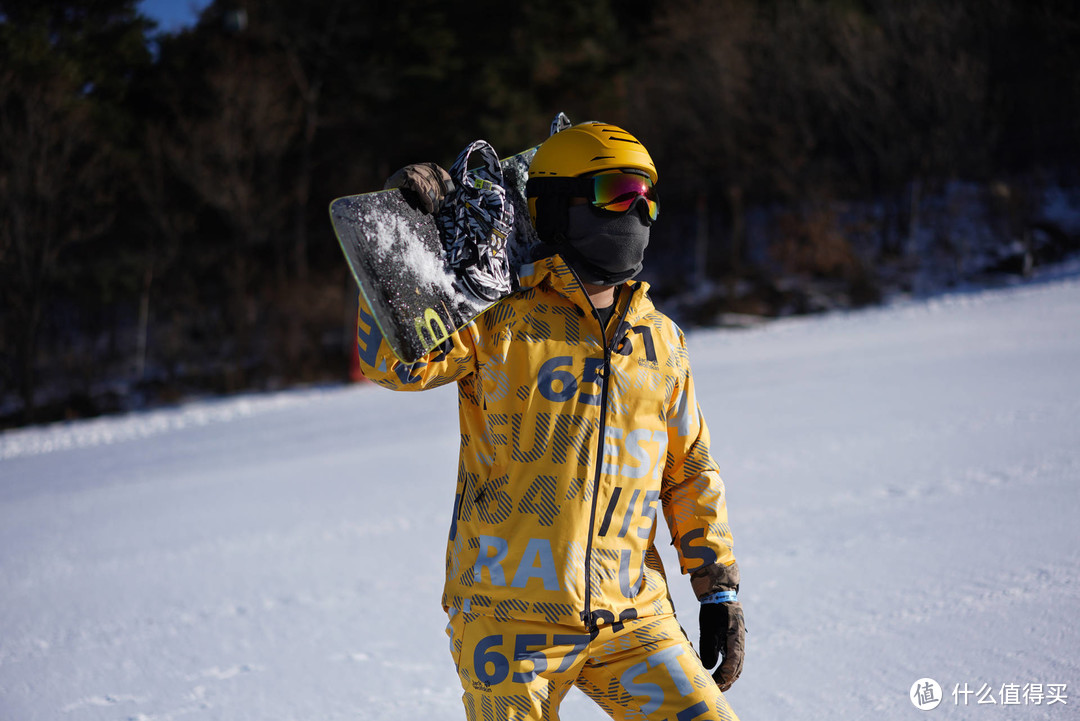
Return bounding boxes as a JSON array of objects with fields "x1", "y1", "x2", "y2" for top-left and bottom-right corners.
[{"x1": 525, "y1": 176, "x2": 593, "y2": 198}]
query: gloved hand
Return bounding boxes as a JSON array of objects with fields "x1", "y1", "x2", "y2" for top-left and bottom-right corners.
[
  {"x1": 692, "y1": 561, "x2": 745, "y2": 692},
  {"x1": 699, "y1": 596, "x2": 745, "y2": 691},
  {"x1": 383, "y1": 162, "x2": 454, "y2": 213}
]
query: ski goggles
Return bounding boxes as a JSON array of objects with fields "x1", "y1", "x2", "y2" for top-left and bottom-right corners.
[{"x1": 526, "y1": 172, "x2": 660, "y2": 221}]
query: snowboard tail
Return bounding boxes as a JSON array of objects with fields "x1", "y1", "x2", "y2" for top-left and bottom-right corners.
[{"x1": 330, "y1": 189, "x2": 472, "y2": 363}]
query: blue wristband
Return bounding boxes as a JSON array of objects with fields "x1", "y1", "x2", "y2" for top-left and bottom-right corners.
[{"x1": 700, "y1": 590, "x2": 737, "y2": 604}]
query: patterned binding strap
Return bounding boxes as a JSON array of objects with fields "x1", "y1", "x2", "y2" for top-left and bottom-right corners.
[
  {"x1": 436, "y1": 140, "x2": 514, "y2": 303},
  {"x1": 550, "y1": 112, "x2": 572, "y2": 136}
]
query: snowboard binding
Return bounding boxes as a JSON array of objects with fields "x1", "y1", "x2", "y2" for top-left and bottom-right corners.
[{"x1": 436, "y1": 140, "x2": 515, "y2": 303}]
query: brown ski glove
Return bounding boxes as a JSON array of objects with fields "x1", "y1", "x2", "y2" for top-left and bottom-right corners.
[
  {"x1": 383, "y1": 162, "x2": 454, "y2": 213},
  {"x1": 693, "y1": 561, "x2": 745, "y2": 692}
]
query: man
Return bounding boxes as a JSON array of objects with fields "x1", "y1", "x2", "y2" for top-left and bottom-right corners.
[{"x1": 357, "y1": 122, "x2": 745, "y2": 721}]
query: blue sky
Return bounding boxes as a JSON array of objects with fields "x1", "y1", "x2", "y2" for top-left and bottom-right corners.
[{"x1": 139, "y1": 0, "x2": 212, "y2": 32}]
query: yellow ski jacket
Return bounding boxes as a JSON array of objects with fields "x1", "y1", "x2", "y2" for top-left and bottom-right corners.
[{"x1": 356, "y1": 254, "x2": 736, "y2": 630}]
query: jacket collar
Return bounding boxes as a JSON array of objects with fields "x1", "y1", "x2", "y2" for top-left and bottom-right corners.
[{"x1": 517, "y1": 254, "x2": 655, "y2": 325}]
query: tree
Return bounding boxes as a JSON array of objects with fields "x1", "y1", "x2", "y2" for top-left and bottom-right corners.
[{"x1": 0, "y1": 0, "x2": 151, "y2": 421}]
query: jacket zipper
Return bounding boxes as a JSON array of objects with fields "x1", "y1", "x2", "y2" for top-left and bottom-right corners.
[{"x1": 580, "y1": 286, "x2": 635, "y2": 633}]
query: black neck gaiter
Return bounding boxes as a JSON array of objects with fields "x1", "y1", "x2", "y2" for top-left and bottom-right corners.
[{"x1": 562, "y1": 204, "x2": 651, "y2": 286}]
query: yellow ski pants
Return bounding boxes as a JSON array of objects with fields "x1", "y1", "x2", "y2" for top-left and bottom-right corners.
[{"x1": 447, "y1": 611, "x2": 739, "y2": 721}]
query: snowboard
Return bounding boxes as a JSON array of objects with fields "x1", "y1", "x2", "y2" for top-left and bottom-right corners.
[{"x1": 330, "y1": 114, "x2": 570, "y2": 364}]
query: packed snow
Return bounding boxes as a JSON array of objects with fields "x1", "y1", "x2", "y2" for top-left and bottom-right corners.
[{"x1": 2, "y1": 274, "x2": 1078, "y2": 720}]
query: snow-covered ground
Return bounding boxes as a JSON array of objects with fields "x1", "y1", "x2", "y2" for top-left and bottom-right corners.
[{"x1": 2, "y1": 275, "x2": 1078, "y2": 720}]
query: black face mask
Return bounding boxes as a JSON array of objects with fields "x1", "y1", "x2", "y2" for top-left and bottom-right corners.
[{"x1": 562, "y1": 204, "x2": 651, "y2": 286}]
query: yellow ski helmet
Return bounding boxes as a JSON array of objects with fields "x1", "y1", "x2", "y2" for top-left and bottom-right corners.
[
  {"x1": 527, "y1": 122, "x2": 658, "y2": 238},
  {"x1": 529, "y1": 121, "x2": 658, "y2": 183}
]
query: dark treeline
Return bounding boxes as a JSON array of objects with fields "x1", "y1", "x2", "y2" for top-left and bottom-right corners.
[{"x1": 2, "y1": 0, "x2": 1079, "y2": 426}]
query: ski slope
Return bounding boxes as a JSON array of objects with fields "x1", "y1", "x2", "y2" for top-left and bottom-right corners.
[{"x1": 2, "y1": 276, "x2": 1079, "y2": 720}]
